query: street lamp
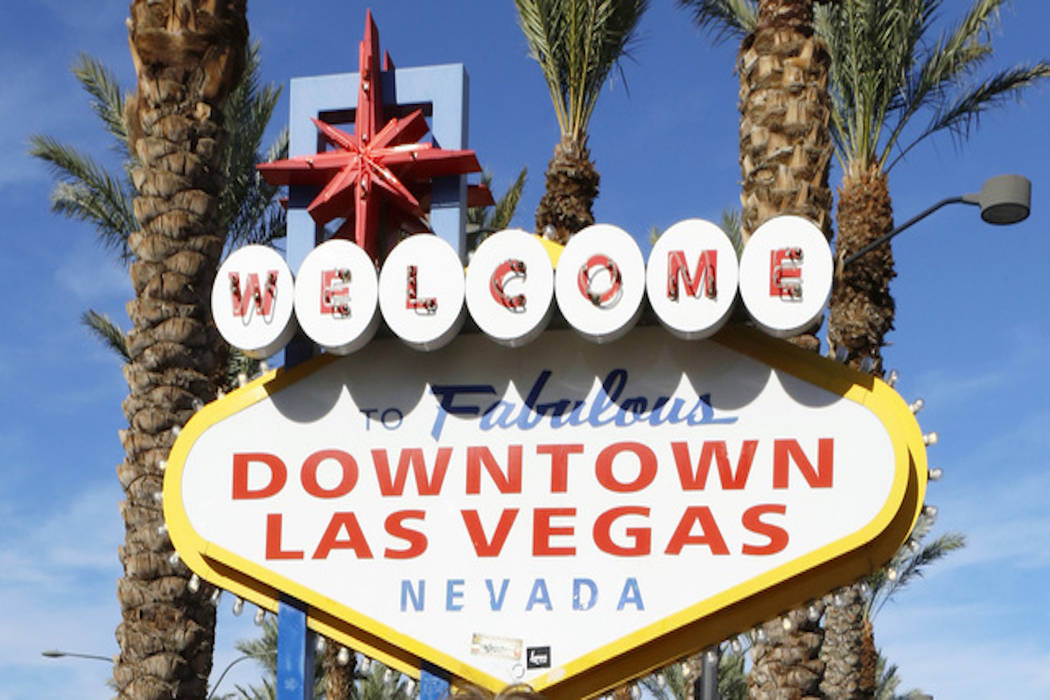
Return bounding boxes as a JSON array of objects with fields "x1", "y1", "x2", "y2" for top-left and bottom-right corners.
[
  {"x1": 843, "y1": 174, "x2": 1031, "y2": 266},
  {"x1": 41, "y1": 649, "x2": 112, "y2": 663}
]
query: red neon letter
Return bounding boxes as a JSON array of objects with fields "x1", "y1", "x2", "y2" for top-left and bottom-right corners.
[
  {"x1": 536, "y1": 443, "x2": 584, "y2": 493},
  {"x1": 461, "y1": 509, "x2": 519, "y2": 557},
  {"x1": 320, "y1": 268, "x2": 350, "y2": 315},
  {"x1": 742, "y1": 504, "x2": 789, "y2": 555},
  {"x1": 664, "y1": 506, "x2": 729, "y2": 555},
  {"x1": 489, "y1": 259, "x2": 527, "y2": 310},
  {"x1": 405, "y1": 265, "x2": 437, "y2": 313},
  {"x1": 577, "y1": 254, "x2": 622, "y2": 308},
  {"x1": 667, "y1": 249, "x2": 717, "y2": 300},
  {"x1": 301, "y1": 449, "x2": 358, "y2": 498},
  {"x1": 229, "y1": 270, "x2": 278, "y2": 318},
  {"x1": 773, "y1": 438, "x2": 834, "y2": 489},
  {"x1": 384, "y1": 510, "x2": 427, "y2": 559},
  {"x1": 265, "y1": 513, "x2": 303, "y2": 560},
  {"x1": 769, "y1": 248, "x2": 803, "y2": 299},
  {"x1": 595, "y1": 442, "x2": 657, "y2": 493},
  {"x1": 672, "y1": 441, "x2": 757, "y2": 491},
  {"x1": 312, "y1": 512, "x2": 374, "y2": 559},
  {"x1": 371, "y1": 448, "x2": 451, "y2": 496},
  {"x1": 533, "y1": 508, "x2": 576, "y2": 556},
  {"x1": 593, "y1": 506, "x2": 651, "y2": 557},
  {"x1": 232, "y1": 453, "x2": 286, "y2": 499}
]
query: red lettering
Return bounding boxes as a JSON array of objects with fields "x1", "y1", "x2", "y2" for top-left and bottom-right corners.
[
  {"x1": 489, "y1": 259, "x2": 527, "y2": 310},
  {"x1": 593, "y1": 506, "x2": 651, "y2": 556},
  {"x1": 371, "y1": 448, "x2": 451, "y2": 496},
  {"x1": 536, "y1": 444, "x2": 584, "y2": 493},
  {"x1": 232, "y1": 453, "x2": 286, "y2": 499},
  {"x1": 672, "y1": 440, "x2": 757, "y2": 490},
  {"x1": 577, "y1": 254, "x2": 622, "y2": 308},
  {"x1": 466, "y1": 445, "x2": 522, "y2": 494},
  {"x1": 742, "y1": 504, "x2": 789, "y2": 555},
  {"x1": 667, "y1": 249, "x2": 717, "y2": 300},
  {"x1": 300, "y1": 449, "x2": 358, "y2": 498},
  {"x1": 664, "y1": 506, "x2": 729, "y2": 555},
  {"x1": 384, "y1": 510, "x2": 427, "y2": 559},
  {"x1": 461, "y1": 509, "x2": 519, "y2": 557},
  {"x1": 320, "y1": 268, "x2": 350, "y2": 315},
  {"x1": 773, "y1": 438, "x2": 834, "y2": 488},
  {"x1": 265, "y1": 513, "x2": 303, "y2": 560},
  {"x1": 595, "y1": 442, "x2": 657, "y2": 493},
  {"x1": 229, "y1": 270, "x2": 278, "y2": 317},
  {"x1": 533, "y1": 508, "x2": 576, "y2": 556},
  {"x1": 312, "y1": 512, "x2": 374, "y2": 559},
  {"x1": 769, "y1": 248, "x2": 803, "y2": 298},
  {"x1": 405, "y1": 265, "x2": 437, "y2": 312}
]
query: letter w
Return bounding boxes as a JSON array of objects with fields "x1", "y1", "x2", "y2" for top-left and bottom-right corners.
[
  {"x1": 230, "y1": 271, "x2": 278, "y2": 318},
  {"x1": 372, "y1": 448, "x2": 451, "y2": 496},
  {"x1": 672, "y1": 440, "x2": 757, "y2": 490}
]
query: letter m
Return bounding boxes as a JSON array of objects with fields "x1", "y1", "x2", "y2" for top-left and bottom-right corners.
[
  {"x1": 773, "y1": 438, "x2": 834, "y2": 488},
  {"x1": 667, "y1": 250, "x2": 717, "y2": 301}
]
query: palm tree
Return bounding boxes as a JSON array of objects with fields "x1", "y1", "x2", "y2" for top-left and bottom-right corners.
[
  {"x1": 678, "y1": 0, "x2": 834, "y2": 243},
  {"x1": 817, "y1": 0, "x2": 1050, "y2": 373},
  {"x1": 466, "y1": 167, "x2": 529, "y2": 252},
  {"x1": 34, "y1": 1, "x2": 247, "y2": 695},
  {"x1": 514, "y1": 0, "x2": 648, "y2": 243},
  {"x1": 678, "y1": 2, "x2": 835, "y2": 696}
]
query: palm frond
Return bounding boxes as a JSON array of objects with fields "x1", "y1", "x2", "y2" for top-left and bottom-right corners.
[
  {"x1": 71, "y1": 53, "x2": 130, "y2": 158},
  {"x1": 488, "y1": 166, "x2": 528, "y2": 231},
  {"x1": 718, "y1": 208, "x2": 743, "y2": 256},
  {"x1": 30, "y1": 135, "x2": 136, "y2": 260},
  {"x1": 676, "y1": 0, "x2": 757, "y2": 43},
  {"x1": 81, "y1": 309, "x2": 130, "y2": 362},
  {"x1": 515, "y1": 0, "x2": 648, "y2": 141}
]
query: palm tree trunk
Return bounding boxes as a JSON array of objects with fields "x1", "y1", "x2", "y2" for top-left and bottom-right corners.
[
  {"x1": 818, "y1": 586, "x2": 871, "y2": 699},
  {"x1": 827, "y1": 168, "x2": 895, "y2": 374},
  {"x1": 115, "y1": 2, "x2": 247, "y2": 698},
  {"x1": 322, "y1": 644, "x2": 356, "y2": 699},
  {"x1": 738, "y1": 0, "x2": 833, "y2": 243},
  {"x1": 534, "y1": 135, "x2": 599, "y2": 243},
  {"x1": 748, "y1": 608, "x2": 824, "y2": 700}
]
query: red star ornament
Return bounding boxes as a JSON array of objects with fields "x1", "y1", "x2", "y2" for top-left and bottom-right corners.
[{"x1": 257, "y1": 10, "x2": 492, "y2": 259}]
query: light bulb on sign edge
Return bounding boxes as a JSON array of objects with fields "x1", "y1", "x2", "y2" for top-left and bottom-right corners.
[
  {"x1": 929, "y1": 467, "x2": 943, "y2": 481},
  {"x1": 807, "y1": 603, "x2": 821, "y2": 622},
  {"x1": 657, "y1": 674, "x2": 667, "y2": 687},
  {"x1": 253, "y1": 608, "x2": 266, "y2": 626},
  {"x1": 232, "y1": 597, "x2": 244, "y2": 616},
  {"x1": 260, "y1": 360, "x2": 269, "y2": 373},
  {"x1": 171, "y1": 425, "x2": 180, "y2": 437},
  {"x1": 315, "y1": 636, "x2": 327, "y2": 654},
  {"x1": 731, "y1": 638, "x2": 743, "y2": 654},
  {"x1": 237, "y1": 372, "x2": 248, "y2": 387},
  {"x1": 909, "y1": 398, "x2": 925, "y2": 414},
  {"x1": 781, "y1": 616, "x2": 793, "y2": 631},
  {"x1": 832, "y1": 590, "x2": 846, "y2": 607},
  {"x1": 887, "y1": 369, "x2": 900, "y2": 387},
  {"x1": 405, "y1": 680, "x2": 415, "y2": 695},
  {"x1": 152, "y1": 491, "x2": 163, "y2": 503},
  {"x1": 705, "y1": 649, "x2": 719, "y2": 665},
  {"x1": 187, "y1": 573, "x2": 200, "y2": 593},
  {"x1": 755, "y1": 627, "x2": 768, "y2": 643},
  {"x1": 631, "y1": 685, "x2": 641, "y2": 699},
  {"x1": 680, "y1": 661, "x2": 690, "y2": 675},
  {"x1": 860, "y1": 356, "x2": 874, "y2": 373},
  {"x1": 168, "y1": 551, "x2": 180, "y2": 565},
  {"x1": 859, "y1": 581, "x2": 871, "y2": 596},
  {"x1": 359, "y1": 658, "x2": 371, "y2": 673},
  {"x1": 337, "y1": 647, "x2": 351, "y2": 666},
  {"x1": 907, "y1": 539, "x2": 921, "y2": 553},
  {"x1": 210, "y1": 588, "x2": 222, "y2": 606},
  {"x1": 383, "y1": 669, "x2": 394, "y2": 684},
  {"x1": 886, "y1": 567, "x2": 898, "y2": 582},
  {"x1": 158, "y1": 460, "x2": 167, "y2": 472},
  {"x1": 834, "y1": 346, "x2": 849, "y2": 363},
  {"x1": 923, "y1": 431, "x2": 939, "y2": 445},
  {"x1": 191, "y1": 398, "x2": 204, "y2": 412},
  {"x1": 924, "y1": 504, "x2": 939, "y2": 520},
  {"x1": 157, "y1": 523, "x2": 168, "y2": 536}
]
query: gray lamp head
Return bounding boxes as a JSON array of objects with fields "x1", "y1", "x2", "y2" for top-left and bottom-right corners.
[{"x1": 964, "y1": 174, "x2": 1031, "y2": 225}]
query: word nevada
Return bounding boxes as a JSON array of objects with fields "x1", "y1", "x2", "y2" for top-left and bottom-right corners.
[{"x1": 213, "y1": 216, "x2": 833, "y2": 358}]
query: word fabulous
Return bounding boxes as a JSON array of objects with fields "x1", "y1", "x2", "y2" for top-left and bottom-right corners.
[{"x1": 212, "y1": 215, "x2": 832, "y2": 358}]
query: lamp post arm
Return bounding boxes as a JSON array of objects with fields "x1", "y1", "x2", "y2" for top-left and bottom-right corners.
[{"x1": 842, "y1": 195, "x2": 973, "y2": 267}]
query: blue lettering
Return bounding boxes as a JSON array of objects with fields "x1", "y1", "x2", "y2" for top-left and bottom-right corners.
[
  {"x1": 573, "y1": 578, "x2": 598, "y2": 610},
  {"x1": 401, "y1": 580, "x2": 424, "y2": 612},
  {"x1": 526, "y1": 578, "x2": 552, "y2": 611},
  {"x1": 518, "y1": 370, "x2": 553, "y2": 429},
  {"x1": 446, "y1": 579, "x2": 465, "y2": 611},
  {"x1": 615, "y1": 397, "x2": 647, "y2": 427},
  {"x1": 485, "y1": 579, "x2": 509, "y2": 611},
  {"x1": 430, "y1": 384, "x2": 497, "y2": 440},
  {"x1": 480, "y1": 401, "x2": 517, "y2": 431},
  {"x1": 549, "y1": 400, "x2": 586, "y2": 428},
  {"x1": 617, "y1": 578, "x2": 644, "y2": 611},
  {"x1": 686, "y1": 393, "x2": 736, "y2": 425},
  {"x1": 647, "y1": 397, "x2": 672, "y2": 426}
]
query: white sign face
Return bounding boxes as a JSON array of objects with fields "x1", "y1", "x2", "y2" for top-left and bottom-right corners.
[
  {"x1": 647, "y1": 219, "x2": 739, "y2": 340},
  {"x1": 465, "y1": 229, "x2": 554, "y2": 347},
  {"x1": 166, "y1": 326, "x2": 921, "y2": 695},
  {"x1": 555, "y1": 224, "x2": 646, "y2": 343},
  {"x1": 738, "y1": 216, "x2": 833, "y2": 337},
  {"x1": 212, "y1": 245, "x2": 298, "y2": 359},
  {"x1": 293, "y1": 239, "x2": 380, "y2": 355},
  {"x1": 378, "y1": 235, "x2": 466, "y2": 351}
]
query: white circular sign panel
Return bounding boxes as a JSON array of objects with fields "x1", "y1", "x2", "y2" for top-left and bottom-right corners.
[
  {"x1": 647, "y1": 219, "x2": 740, "y2": 339},
  {"x1": 738, "y1": 216, "x2": 832, "y2": 338},
  {"x1": 554, "y1": 224, "x2": 646, "y2": 343},
  {"x1": 465, "y1": 229, "x2": 554, "y2": 347},
  {"x1": 212, "y1": 245, "x2": 297, "y2": 359},
  {"x1": 378, "y1": 235, "x2": 466, "y2": 351},
  {"x1": 293, "y1": 239, "x2": 380, "y2": 355}
]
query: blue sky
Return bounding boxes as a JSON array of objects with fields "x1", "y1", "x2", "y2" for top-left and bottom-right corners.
[{"x1": 1, "y1": 1, "x2": 1048, "y2": 698}]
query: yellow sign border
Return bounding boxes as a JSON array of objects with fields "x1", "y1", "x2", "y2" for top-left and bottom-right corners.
[{"x1": 164, "y1": 325, "x2": 925, "y2": 697}]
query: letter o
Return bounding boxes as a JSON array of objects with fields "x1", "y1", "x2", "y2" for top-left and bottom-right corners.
[
  {"x1": 301, "y1": 449, "x2": 358, "y2": 498},
  {"x1": 595, "y1": 442, "x2": 657, "y2": 492}
]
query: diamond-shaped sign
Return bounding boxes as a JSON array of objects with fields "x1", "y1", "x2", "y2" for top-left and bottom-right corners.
[{"x1": 164, "y1": 326, "x2": 925, "y2": 698}]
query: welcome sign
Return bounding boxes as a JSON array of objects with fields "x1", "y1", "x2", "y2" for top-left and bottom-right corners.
[{"x1": 164, "y1": 323, "x2": 925, "y2": 697}]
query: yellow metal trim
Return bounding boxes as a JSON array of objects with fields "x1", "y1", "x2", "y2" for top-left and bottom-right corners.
[{"x1": 164, "y1": 323, "x2": 924, "y2": 697}]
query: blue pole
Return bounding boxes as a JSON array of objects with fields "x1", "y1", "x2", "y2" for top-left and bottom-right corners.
[
  {"x1": 276, "y1": 597, "x2": 315, "y2": 700},
  {"x1": 420, "y1": 663, "x2": 451, "y2": 700}
]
